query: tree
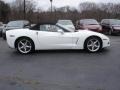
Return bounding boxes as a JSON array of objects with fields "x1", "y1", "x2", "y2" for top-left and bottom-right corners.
[
  {"x1": 9, "y1": 0, "x2": 36, "y2": 21},
  {"x1": 0, "y1": 0, "x2": 10, "y2": 22}
]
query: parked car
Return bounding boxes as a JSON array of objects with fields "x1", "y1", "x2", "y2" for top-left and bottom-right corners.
[
  {"x1": 2, "y1": 20, "x2": 30, "y2": 40},
  {"x1": 57, "y1": 20, "x2": 75, "y2": 32},
  {"x1": 0, "y1": 22, "x2": 4, "y2": 37},
  {"x1": 6, "y1": 22, "x2": 110, "y2": 54},
  {"x1": 76, "y1": 19, "x2": 102, "y2": 32},
  {"x1": 101, "y1": 19, "x2": 120, "y2": 35}
]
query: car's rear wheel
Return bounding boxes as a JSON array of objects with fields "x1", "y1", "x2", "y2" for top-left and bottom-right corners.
[
  {"x1": 85, "y1": 37, "x2": 102, "y2": 52},
  {"x1": 16, "y1": 38, "x2": 34, "y2": 54}
]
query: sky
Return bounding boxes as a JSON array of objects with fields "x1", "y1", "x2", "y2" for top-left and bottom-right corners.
[{"x1": 3, "y1": 0, "x2": 120, "y2": 10}]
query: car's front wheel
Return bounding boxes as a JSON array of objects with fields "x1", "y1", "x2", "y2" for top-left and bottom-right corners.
[
  {"x1": 16, "y1": 38, "x2": 34, "y2": 54},
  {"x1": 85, "y1": 37, "x2": 102, "y2": 52}
]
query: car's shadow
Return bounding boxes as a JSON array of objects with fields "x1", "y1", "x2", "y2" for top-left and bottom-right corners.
[
  {"x1": 12, "y1": 48, "x2": 110, "y2": 56},
  {"x1": 7, "y1": 48, "x2": 111, "y2": 62}
]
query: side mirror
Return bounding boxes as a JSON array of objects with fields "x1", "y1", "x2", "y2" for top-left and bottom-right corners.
[
  {"x1": 58, "y1": 29, "x2": 64, "y2": 34},
  {"x1": 24, "y1": 25, "x2": 30, "y2": 28}
]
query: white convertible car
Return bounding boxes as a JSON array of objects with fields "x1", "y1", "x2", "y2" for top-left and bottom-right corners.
[{"x1": 6, "y1": 23, "x2": 110, "y2": 54}]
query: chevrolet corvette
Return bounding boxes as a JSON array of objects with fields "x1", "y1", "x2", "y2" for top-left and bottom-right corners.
[{"x1": 6, "y1": 23, "x2": 110, "y2": 54}]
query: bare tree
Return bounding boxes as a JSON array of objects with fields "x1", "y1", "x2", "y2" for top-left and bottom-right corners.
[
  {"x1": 1, "y1": 1, "x2": 120, "y2": 24},
  {"x1": 0, "y1": 0, "x2": 10, "y2": 22},
  {"x1": 9, "y1": 0, "x2": 36, "y2": 22}
]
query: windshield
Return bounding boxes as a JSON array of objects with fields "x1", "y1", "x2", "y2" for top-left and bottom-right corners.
[
  {"x1": 110, "y1": 20, "x2": 120, "y2": 25},
  {"x1": 7, "y1": 21, "x2": 25, "y2": 27},
  {"x1": 56, "y1": 24, "x2": 72, "y2": 32},
  {"x1": 82, "y1": 19, "x2": 99, "y2": 25},
  {"x1": 58, "y1": 20, "x2": 73, "y2": 25}
]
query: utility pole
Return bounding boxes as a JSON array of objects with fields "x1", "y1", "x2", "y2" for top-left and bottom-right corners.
[
  {"x1": 23, "y1": 0, "x2": 26, "y2": 19},
  {"x1": 50, "y1": 0, "x2": 53, "y2": 13}
]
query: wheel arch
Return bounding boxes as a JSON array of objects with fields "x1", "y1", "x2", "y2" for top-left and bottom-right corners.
[
  {"x1": 84, "y1": 35, "x2": 103, "y2": 49},
  {"x1": 14, "y1": 36, "x2": 35, "y2": 50}
]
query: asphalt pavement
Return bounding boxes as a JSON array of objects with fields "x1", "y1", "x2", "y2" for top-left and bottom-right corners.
[{"x1": 0, "y1": 36, "x2": 120, "y2": 90}]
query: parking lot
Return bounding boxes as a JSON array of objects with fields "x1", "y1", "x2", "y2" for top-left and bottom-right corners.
[{"x1": 0, "y1": 35, "x2": 120, "y2": 90}]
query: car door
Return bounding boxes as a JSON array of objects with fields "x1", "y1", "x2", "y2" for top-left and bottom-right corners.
[{"x1": 37, "y1": 24, "x2": 73, "y2": 49}]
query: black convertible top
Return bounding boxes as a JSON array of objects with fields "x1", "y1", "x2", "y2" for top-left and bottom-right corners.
[
  {"x1": 30, "y1": 22, "x2": 56, "y2": 30},
  {"x1": 37, "y1": 22, "x2": 56, "y2": 25},
  {"x1": 30, "y1": 22, "x2": 70, "y2": 32}
]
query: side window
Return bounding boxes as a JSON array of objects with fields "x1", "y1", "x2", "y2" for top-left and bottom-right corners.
[
  {"x1": 49, "y1": 25, "x2": 58, "y2": 32},
  {"x1": 40, "y1": 25, "x2": 47, "y2": 31},
  {"x1": 101, "y1": 20, "x2": 104, "y2": 24},
  {"x1": 105, "y1": 20, "x2": 109, "y2": 25},
  {"x1": 40, "y1": 25, "x2": 58, "y2": 32},
  {"x1": 30, "y1": 24, "x2": 40, "y2": 30},
  {"x1": 102, "y1": 20, "x2": 109, "y2": 25},
  {"x1": 101, "y1": 20, "x2": 106, "y2": 24}
]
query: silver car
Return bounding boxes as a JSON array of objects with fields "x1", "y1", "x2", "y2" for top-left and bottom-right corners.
[{"x1": 2, "y1": 20, "x2": 30, "y2": 40}]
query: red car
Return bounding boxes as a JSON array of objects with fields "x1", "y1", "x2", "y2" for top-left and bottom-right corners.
[{"x1": 76, "y1": 19, "x2": 102, "y2": 32}]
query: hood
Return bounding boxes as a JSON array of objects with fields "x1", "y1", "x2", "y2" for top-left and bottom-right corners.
[{"x1": 78, "y1": 29, "x2": 109, "y2": 39}]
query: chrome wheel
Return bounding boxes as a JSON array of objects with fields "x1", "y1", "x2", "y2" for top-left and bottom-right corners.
[
  {"x1": 17, "y1": 39, "x2": 32, "y2": 54},
  {"x1": 87, "y1": 38, "x2": 101, "y2": 52}
]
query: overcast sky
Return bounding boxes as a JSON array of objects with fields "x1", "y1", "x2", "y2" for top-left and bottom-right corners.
[{"x1": 3, "y1": 0, "x2": 120, "y2": 10}]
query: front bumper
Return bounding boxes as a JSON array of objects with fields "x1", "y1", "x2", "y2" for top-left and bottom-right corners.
[
  {"x1": 102, "y1": 39, "x2": 110, "y2": 48},
  {"x1": 6, "y1": 35, "x2": 16, "y2": 49}
]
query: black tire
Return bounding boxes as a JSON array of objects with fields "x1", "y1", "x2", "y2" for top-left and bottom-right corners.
[
  {"x1": 84, "y1": 37, "x2": 102, "y2": 53},
  {"x1": 16, "y1": 38, "x2": 34, "y2": 54},
  {"x1": 2, "y1": 34, "x2": 6, "y2": 40}
]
